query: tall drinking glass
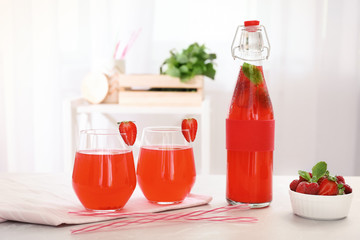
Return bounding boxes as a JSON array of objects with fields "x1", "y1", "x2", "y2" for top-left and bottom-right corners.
[
  {"x1": 72, "y1": 129, "x2": 136, "y2": 211},
  {"x1": 137, "y1": 127, "x2": 196, "y2": 204}
]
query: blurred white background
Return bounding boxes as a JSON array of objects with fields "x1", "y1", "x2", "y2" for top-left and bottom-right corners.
[{"x1": 0, "y1": 0, "x2": 359, "y2": 175}]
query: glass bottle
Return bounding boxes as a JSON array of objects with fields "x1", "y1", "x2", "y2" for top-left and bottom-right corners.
[{"x1": 226, "y1": 20, "x2": 274, "y2": 208}]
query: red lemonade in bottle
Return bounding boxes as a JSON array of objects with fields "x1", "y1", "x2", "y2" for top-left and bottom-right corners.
[
  {"x1": 227, "y1": 20, "x2": 274, "y2": 208},
  {"x1": 137, "y1": 146, "x2": 196, "y2": 203},
  {"x1": 72, "y1": 149, "x2": 136, "y2": 210}
]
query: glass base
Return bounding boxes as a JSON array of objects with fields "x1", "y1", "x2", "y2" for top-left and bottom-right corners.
[
  {"x1": 226, "y1": 198, "x2": 271, "y2": 209},
  {"x1": 85, "y1": 207, "x2": 123, "y2": 212},
  {"x1": 149, "y1": 200, "x2": 182, "y2": 205}
]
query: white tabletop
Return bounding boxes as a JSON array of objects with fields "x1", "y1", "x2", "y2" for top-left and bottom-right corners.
[{"x1": 0, "y1": 175, "x2": 359, "y2": 240}]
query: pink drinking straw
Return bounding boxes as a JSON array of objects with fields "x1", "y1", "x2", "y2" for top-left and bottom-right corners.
[
  {"x1": 70, "y1": 204, "x2": 258, "y2": 234},
  {"x1": 120, "y1": 28, "x2": 142, "y2": 59},
  {"x1": 113, "y1": 41, "x2": 121, "y2": 59}
]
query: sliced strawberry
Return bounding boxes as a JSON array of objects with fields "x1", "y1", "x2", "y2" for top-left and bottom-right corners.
[
  {"x1": 318, "y1": 178, "x2": 338, "y2": 195},
  {"x1": 181, "y1": 118, "x2": 198, "y2": 142},
  {"x1": 118, "y1": 121, "x2": 137, "y2": 146},
  {"x1": 317, "y1": 176, "x2": 327, "y2": 185}
]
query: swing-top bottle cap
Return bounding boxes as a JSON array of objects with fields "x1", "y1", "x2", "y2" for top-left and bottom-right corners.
[
  {"x1": 244, "y1": 20, "x2": 260, "y2": 27},
  {"x1": 231, "y1": 20, "x2": 270, "y2": 61}
]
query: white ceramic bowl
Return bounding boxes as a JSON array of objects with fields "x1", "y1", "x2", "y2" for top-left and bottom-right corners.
[{"x1": 289, "y1": 190, "x2": 353, "y2": 220}]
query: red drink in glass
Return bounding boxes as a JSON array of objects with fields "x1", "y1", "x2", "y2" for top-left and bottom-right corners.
[
  {"x1": 72, "y1": 149, "x2": 136, "y2": 210},
  {"x1": 227, "y1": 65, "x2": 274, "y2": 206},
  {"x1": 137, "y1": 145, "x2": 196, "y2": 203}
]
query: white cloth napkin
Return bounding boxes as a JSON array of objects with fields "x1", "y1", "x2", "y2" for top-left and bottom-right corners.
[{"x1": 0, "y1": 173, "x2": 212, "y2": 226}]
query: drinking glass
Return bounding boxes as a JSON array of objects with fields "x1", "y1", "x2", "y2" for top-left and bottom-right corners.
[
  {"x1": 137, "y1": 126, "x2": 196, "y2": 204},
  {"x1": 72, "y1": 129, "x2": 136, "y2": 211}
]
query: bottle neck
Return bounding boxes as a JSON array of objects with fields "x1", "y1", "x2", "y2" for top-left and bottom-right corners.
[{"x1": 241, "y1": 59, "x2": 263, "y2": 67}]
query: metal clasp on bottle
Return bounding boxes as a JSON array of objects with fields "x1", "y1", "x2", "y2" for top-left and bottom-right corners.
[{"x1": 231, "y1": 25, "x2": 271, "y2": 61}]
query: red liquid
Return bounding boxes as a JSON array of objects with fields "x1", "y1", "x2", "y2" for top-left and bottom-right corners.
[
  {"x1": 137, "y1": 146, "x2": 196, "y2": 203},
  {"x1": 72, "y1": 149, "x2": 136, "y2": 210},
  {"x1": 227, "y1": 65, "x2": 274, "y2": 204}
]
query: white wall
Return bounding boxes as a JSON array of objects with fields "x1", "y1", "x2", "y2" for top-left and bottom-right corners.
[{"x1": 0, "y1": 0, "x2": 359, "y2": 175}]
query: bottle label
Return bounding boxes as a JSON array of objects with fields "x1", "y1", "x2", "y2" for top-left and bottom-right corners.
[{"x1": 226, "y1": 119, "x2": 275, "y2": 151}]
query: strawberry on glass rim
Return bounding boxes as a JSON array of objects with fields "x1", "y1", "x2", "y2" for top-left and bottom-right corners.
[
  {"x1": 181, "y1": 118, "x2": 198, "y2": 143},
  {"x1": 118, "y1": 121, "x2": 137, "y2": 146}
]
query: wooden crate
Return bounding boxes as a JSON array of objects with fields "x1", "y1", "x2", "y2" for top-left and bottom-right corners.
[{"x1": 118, "y1": 74, "x2": 203, "y2": 106}]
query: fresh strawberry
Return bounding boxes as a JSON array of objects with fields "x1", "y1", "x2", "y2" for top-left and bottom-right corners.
[
  {"x1": 181, "y1": 118, "x2": 198, "y2": 142},
  {"x1": 344, "y1": 184, "x2": 352, "y2": 194},
  {"x1": 299, "y1": 172, "x2": 312, "y2": 182},
  {"x1": 290, "y1": 179, "x2": 300, "y2": 191},
  {"x1": 317, "y1": 176, "x2": 327, "y2": 185},
  {"x1": 306, "y1": 182, "x2": 320, "y2": 195},
  {"x1": 296, "y1": 182, "x2": 307, "y2": 194},
  {"x1": 293, "y1": 161, "x2": 353, "y2": 196},
  {"x1": 336, "y1": 175, "x2": 345, "y2": 184},
  {"x1": 295, "y1": 181, "x2": 319, "y2": 195},
  {"x1": 318, "y1": 178, "x2": 338, "y2": 195},
  {"x1": 118, "y1": 121, "x2": 137, "y2": 146}
]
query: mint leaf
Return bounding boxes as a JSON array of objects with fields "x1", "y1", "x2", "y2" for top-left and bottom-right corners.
[
  {"x1": 242, "y1": 62, "x2": 263, "y2": 85},
  {"x1": 311, "y1": 161, "x2": 327, "y2": 182},
  {"x1": 298, "y1": 170, "x2": 311, "y2": 181}
]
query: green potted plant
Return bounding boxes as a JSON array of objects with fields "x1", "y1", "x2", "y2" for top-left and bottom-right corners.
[{"x1": 160, "y1": 42, "x2": 217, "y2": 82}]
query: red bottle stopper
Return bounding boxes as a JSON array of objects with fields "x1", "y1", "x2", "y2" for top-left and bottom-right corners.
[{"x1": 244, "y1": 20, "x2": 260, "y2": 26}]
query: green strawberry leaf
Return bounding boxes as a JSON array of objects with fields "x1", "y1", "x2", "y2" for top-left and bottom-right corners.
[
  {"x1": 311, "y1": 161, "x2": 327, "y2": 182},
  {"x1": 338, "y1": 183, "x2": 345, "y2": 195},
  {"x1": 242, "y1": 62, "x2": 263, "y2": 85},
  {"x1": 328, "y1": 175, "x2": 337, "y2": 182},
  {"x1": 298, "y1": 170, "x2": 311, "y2": 182}
]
